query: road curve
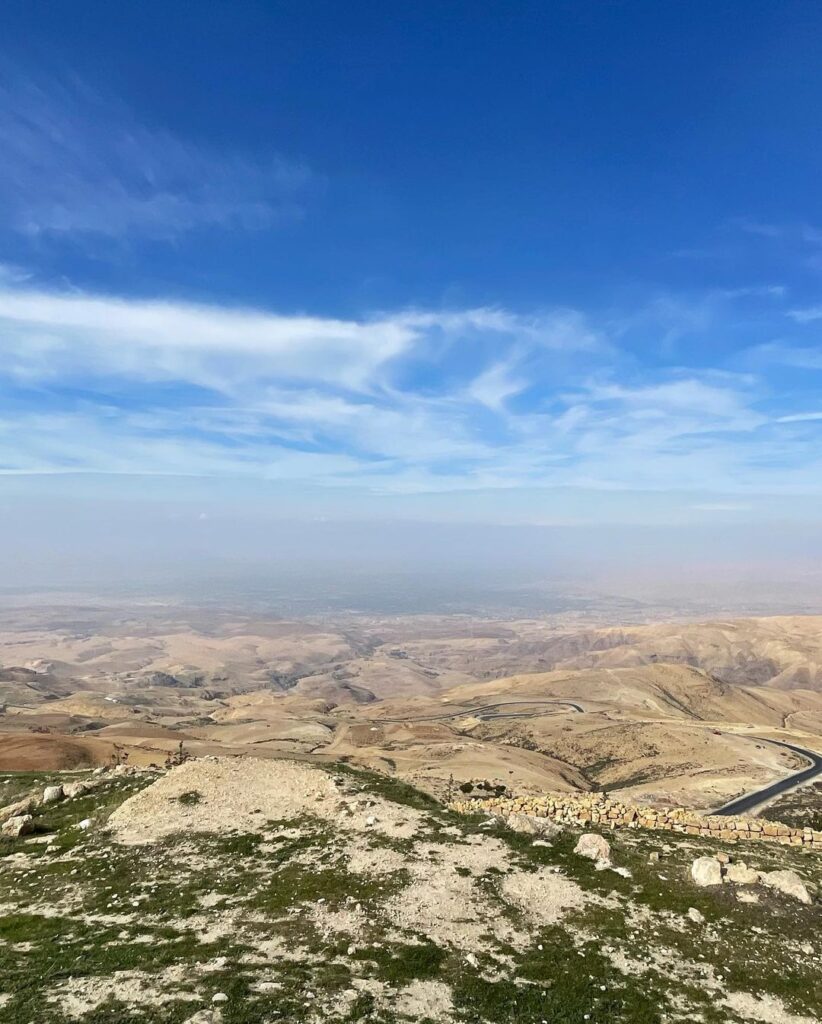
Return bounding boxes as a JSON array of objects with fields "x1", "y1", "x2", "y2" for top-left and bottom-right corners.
[
  {"x1": 376, "y1": 701, "x2": 821, "y2": 818},
  {"x1": 712, "y1": 739, "x2": 822, "y2": 817},
  {"x1": 379, "y1": 698, "x2": 583, "y2": 724}
]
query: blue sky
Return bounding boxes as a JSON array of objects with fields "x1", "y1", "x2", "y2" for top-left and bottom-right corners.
[{"x1": 2, "y1": 1, "x2": 822, "y2": 537}]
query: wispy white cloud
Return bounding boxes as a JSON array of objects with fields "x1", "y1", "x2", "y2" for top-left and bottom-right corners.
[
  {"x1": 0, "y1": 287, "x2": 598, "y2": 395},
  {"x1": 748, "y1": 341, "x2": 822, "y2": 370},
  {"x1": 0, "y1": 286, "x2": 412, "y2": 390},
  {"x1": 583, "y1": 377, "x2": 761, "y2": 427},
  {"x1": 733, "y1": 218, "x2": 822, "y2": 247},
  {"x1": 775, "y1": 411, "x2": 822, "y2": 423},
  {"x1": 0, "y1": 75, "x2": 311, "y2": 240},
  {"x1": 467, "y1": 357, "x2": 528, "y2": 410},
  {"x1": 787, "y1": 306, "x2": 822, "y2": 323},
  {"x1": 1, "y1": 278, "x2": 821, "y2": 499}
]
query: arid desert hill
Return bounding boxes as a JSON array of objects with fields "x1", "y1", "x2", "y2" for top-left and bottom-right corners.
[
  {"x1": 1, "y1": 607, "x2": 821, "y2": 812},
  {"x1": 342, "y1": 662, "x2": 822, "y2": 806},
  {"x1": 546, "y1": 616, "x2": 822, "y2": 690},
  {"x1": 384, "y1": 615, "x2": 822, "y2": 691},
  {"x1": 3, "y1": 609, "x2": 822, "y2": 705},
  {"x1": 435, "y1": 661, "x2": 822, "y2": 728}
]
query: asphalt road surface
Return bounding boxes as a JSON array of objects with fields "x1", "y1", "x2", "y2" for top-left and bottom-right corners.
[
  {"x1": 381, "y1": 698, "x2": 583, "y2": 724},
  {"x1": 712, "y1": 739, "x2": 822, "y2": 817},
  {"x1": 381, "y1": 701, "x2": 821, "y2": 818}
]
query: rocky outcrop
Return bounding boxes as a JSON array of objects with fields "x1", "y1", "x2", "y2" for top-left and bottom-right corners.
[
  {"x1": 687, "y1": 856, "x2": 813, "y2": 902},
  {"x1": 448, "y1": 791, "x2": 822, "y2": 852},
  {"x1": 63, "y1": 781, "x2": 91, "y2": 799},
  {"x1": 724, "y1": 862, "x2": 760, "y2": 885},
  {"x1": 506, "y1": 812, "x2": 540, "y2": 834}
]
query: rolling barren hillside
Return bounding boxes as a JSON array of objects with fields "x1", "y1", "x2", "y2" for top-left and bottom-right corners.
[
  {"x1": 383, "y1": 616, "x2": 822, "y2": 692},
  {"x1": 1, "y1": 606, "x2": 821, "y2": 814},
  {"x1": 549, "y1": 617, "x2": 822, "y2": 690}
]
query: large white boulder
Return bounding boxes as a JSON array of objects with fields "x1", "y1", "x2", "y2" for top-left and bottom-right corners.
[
  {"x1": 507, "y1": 813, "x2": 539, "y2": 834},
  {"x1": 691, "y1": 857, "x2": 722, "y2": 886},
  {"x1": 0, "y1": 796, "x2": 36, "y2": 822},
  {"x1": 42, "y1": 785, "x2": 64, "y2": 805},
  {"x1": 725, "y1": 862, "x2": 760, "y2": 885},
  {"x1": 1, "y1": 814, "x2": 34, "y2": 837},
  {"x1": 62, "y1": 781, "x2": 90, "y2": 799},
  {"x1": 574, "y1": 832, "x2": 611, "y2": 865},
  {"x1": 761, "y1": 870, "x2": 812, "y2": 904}
]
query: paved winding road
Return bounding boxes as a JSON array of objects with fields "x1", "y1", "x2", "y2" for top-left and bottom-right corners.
[
  {"x1": 378, "y1": 699, "x2": 822, "y2": 817},
  {"x1": 380, "y1": 698, "x2": 583, "y2": 724},
  {"x1": 712, "y1": 739, "x2": 822, "y2": 817}
]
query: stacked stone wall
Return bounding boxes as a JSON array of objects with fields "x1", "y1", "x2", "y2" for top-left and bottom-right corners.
[{"x1": 448, "y1": 791, "x2": 822, "y2": 851}]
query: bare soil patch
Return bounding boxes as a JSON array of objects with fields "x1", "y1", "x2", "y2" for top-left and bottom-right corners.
[{"x1": 107, "y1": 756, "x2": 423, "y2": 844}]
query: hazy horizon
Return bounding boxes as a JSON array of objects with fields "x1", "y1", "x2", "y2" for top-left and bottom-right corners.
[{"x1": 5, "y1": 492, "x2": 822, "y2": 618}]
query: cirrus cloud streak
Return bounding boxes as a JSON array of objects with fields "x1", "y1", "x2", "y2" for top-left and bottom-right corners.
[{"x1": 1, "y1": 280, "x2": 822, "y2": 500}]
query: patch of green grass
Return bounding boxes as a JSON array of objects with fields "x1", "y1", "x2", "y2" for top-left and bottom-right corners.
[
  {"x1": 451, "y1": 928, "x2": 666, "y2": 1024},
  {"x1": 57, "y1": 1001, "x2": 202, "y2": 1024},
  {"x1": 202, "y1": 829, "x2": 264, "y2": 858},
  {"x1": 0, "y1": 912, "x2": 242, "y2": 1024},
  {"x1": 0, "y1": 775, "x2": 154, "y2": 860},
  {"x1": 248, "y1": 860, "x2": 408, "y2": 916},
  {"x1": 354, "y1": 941, "x2": 447, "y2": 985},
  {"x1": 0, "y1": 770, "x2": 71, "y2": 804},
  {"x1": 760, "y1": 782, "x2": 822, "y2": 831},
  {"x1": 321, "y1": 762, "x2": 442, "y2": 813},
  {"x1": 343, "y1": 990, "x2": 378, "y2": 1021}
]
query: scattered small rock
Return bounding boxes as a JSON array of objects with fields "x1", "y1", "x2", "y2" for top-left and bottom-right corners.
[
  {"x1": 687, "y1": 907, "x2": 705, "y2": 924},
  {"x1": 211, "y1": 992, "x2": 228, "y2": 1005},
  {"x1": 184, "y1": 1011, "x2": 221, "y2": 1024}
]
